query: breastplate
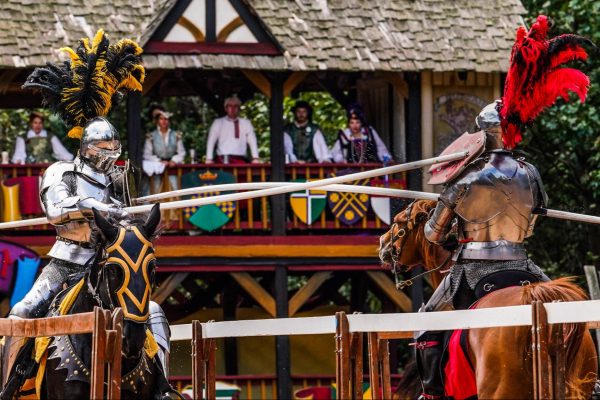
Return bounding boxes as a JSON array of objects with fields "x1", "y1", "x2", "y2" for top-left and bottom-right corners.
[
  {"x1": 454, "y1": 152, "x2": 536, "y2": 244},
  {"x1": 49, "y1": 174, "x2": 112, "y2": 265}
]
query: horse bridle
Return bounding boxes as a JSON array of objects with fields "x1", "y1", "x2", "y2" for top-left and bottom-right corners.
[{"x1": 388, "y1": 201, "x2": 452, "y2": 290}]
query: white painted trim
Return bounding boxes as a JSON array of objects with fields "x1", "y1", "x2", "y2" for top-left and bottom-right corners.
[
  {"x1": 201, "y1": 316, "x2": 336, "y2": 338},
  {"x1": 545, "y1": 300, "x2": 600, "y2": 324}
]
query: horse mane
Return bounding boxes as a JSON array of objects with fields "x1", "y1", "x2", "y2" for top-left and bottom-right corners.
[{"x1": 520, "y1": 277, "x2": 594, "y2": 396}]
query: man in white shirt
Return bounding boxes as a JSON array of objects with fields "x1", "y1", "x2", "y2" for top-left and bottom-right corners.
[
  {"x1": 143, "y1": 109, "x2": 186, "y2": 193},
  {"x1": 284, "y1": 100, "x2": 331, "y2": 163},
  {"x1": 206, "y1": 96, "x2": 260, "y2": 164},
  {"x1": 12, "y1": 112, "x2": 74, "y2": 164}
]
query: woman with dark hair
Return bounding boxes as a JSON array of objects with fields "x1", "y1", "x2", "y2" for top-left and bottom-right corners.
[
  {"x1": 331, "y1": 105, "x2": 391, "y2": 164},
  {"x1": 12, "y1": 111, "x2": 74, "y2": 164}
]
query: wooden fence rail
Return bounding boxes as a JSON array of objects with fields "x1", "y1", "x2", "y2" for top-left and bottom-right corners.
[
  {"x1": 0, "y1": 307, "x2": 122, "y2": 399},
  {"x1": 170, "y1": 299, "x2": 600, "y2": 400}
]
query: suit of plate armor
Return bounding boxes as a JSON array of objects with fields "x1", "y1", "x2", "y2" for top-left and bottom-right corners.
[
  {"x1": 8, "y1": 117, "x2": 172, "y2": 375},
  {"x1": 414, "y1": 103, "x2": 550, "y2": 399}
]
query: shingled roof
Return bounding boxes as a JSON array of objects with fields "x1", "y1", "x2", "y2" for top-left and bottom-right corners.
[{"x1": 0, "y1": 0, "x2": 525, "y2": 72}]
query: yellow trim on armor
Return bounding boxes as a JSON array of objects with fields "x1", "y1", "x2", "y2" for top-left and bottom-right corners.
[
  {"x1": 144, "y1": 329, "x2": 159, "y2": 359},
  {"x1": 34, "y1": 337, "x2": 51, "y2": 363},
  {"x1": 57, "y1": 279, "x2": 85, "y2": 316},
  {"x1": 35, "y1": 353, "x2": 47, "y2": 399}
]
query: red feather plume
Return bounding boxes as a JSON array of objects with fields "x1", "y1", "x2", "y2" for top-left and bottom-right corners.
[{"x1": 499, "y1": 15, "x2": 591, "y2": 149}]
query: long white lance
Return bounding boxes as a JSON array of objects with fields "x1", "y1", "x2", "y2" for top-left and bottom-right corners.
[
  {"x1": 138, "y1": 182, "x2": 600, "y2": 225},
  {"x1": 0, "y1": 152, "x2": 468, "y2": 230}
]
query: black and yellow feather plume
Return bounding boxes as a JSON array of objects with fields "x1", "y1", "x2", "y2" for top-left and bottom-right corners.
[{"x1": 22, "y1": 29, "x2": 145, "y2": 139}]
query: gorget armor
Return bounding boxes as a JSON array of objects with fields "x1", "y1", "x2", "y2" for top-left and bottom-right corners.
[
  {"x1": 425, "y1": 150, "x2": 547, "y2": 261},
  {"x1": 40, "y1": 157, "x2": 126, "y2": 265}
]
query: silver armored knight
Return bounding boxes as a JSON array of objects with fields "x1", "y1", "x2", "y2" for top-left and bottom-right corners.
[
  {"x1": 5, "y1": 118, "x2": 173, "y2": 381},
  {"x1": 414, "y1": 102, "x2": 550, "y2": 399},
  {"x1": 0, "y1": 29, "x2": 182, "y2": 400}
]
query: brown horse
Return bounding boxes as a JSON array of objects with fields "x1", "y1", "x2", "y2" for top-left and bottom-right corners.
[{"x1": 379, "y1": 199, "x2": 597, "y2": 399}]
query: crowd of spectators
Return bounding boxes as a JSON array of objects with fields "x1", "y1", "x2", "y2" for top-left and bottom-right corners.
[{"x1": 7, "y1": 97, "x2": 393, "y2": 171}]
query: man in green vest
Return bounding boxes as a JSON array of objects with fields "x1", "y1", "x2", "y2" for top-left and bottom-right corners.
[
  {"x1": 11, "y1": 112, "x2": 74, "y2": 164},
  {"x1": 284, "y1": 101, "x2": 331, "y2": 163}
]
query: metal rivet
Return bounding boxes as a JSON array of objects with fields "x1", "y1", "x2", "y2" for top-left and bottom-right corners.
[
  {"x1": 66, "y1": 358, "x2": 70, "y2": 363},
  {"x1": 61, "y1": 347, "x2": 65, "y2": 351},
  {"x1": 74, "y1": 370, "x2": 79, "y2": 375}
]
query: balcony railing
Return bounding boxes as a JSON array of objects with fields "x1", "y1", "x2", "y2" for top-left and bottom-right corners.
[{"x1": 0, "y1": 163, "x2": 405, "y2": 234}]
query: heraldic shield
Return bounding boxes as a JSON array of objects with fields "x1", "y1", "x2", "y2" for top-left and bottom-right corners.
[
  {"x1": 181, "y1": 170, "x2": 237, "y2": 231},
  {"x1": 327, "y1": 169, "x2": 370, "y2": 225},
  {"x1": 289, "y1": 179, "x2": 327, "y2": 225}
]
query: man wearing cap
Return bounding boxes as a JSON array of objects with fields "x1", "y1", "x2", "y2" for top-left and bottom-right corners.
[
  {"x1": 143, "y1": 109, "x2": 186, "y2": 193},
  {"x1": 206, "y1": 96, "x2": 260, "y2": 164},
  {"x1": 284, "y1": 100, "x2": 331, "y2": 163}
]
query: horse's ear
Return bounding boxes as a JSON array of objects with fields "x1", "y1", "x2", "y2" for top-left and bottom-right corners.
[
  {"x1": 92, "y1": 208, "x2": 118, "y2": 242},
  {"x1": 143, "y1": 203, "x2": 161, "y2": 237}
]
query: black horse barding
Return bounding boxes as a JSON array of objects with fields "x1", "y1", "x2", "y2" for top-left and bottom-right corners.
[{"x1": 20, "y1": 204, "x2": 172, "y2": 399}]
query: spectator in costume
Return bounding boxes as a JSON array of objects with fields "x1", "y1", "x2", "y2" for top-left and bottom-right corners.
[
  {"x1": 143, "y1": 109, "x2": 186, "y2": 193},
  {"x1": 206, "y1": 96, "x2": 260, "y2": 164},
  {"x1": 331, "y1": 105, "x2": 392, "y2": 164},
  {"x1": 284, "y1": 100, "x2": 331, "y2": 163},
  {"x1": 12, "y1": 112, "x2": 74, "y2": 164}
]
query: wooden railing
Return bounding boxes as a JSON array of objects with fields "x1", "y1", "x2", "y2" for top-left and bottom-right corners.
[{"x1": 0, "y1": 163, "x2": 405, "y2": 234}]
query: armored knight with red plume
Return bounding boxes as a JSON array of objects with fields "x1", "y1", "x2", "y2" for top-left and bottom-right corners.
[{"x1": 414, "y1": 15, "x2": 593, "y2": 399}]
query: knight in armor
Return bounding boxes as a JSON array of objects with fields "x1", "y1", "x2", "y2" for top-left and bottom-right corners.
[
  {"x1": 414, "y1": 15, "x2": 592, "y2": 399},
  {"x1": 284, "y1": 100, "x2": 332, "y2": 163},
  {"x1": 11, "y1": 111, "x2": 74, "y2": 164},
  {"x1": 2, "y1": 29, "x2": 178, "y2": 399},
  {"x1": 331, "y1": 105, "x2": 392, "y2": 164}
]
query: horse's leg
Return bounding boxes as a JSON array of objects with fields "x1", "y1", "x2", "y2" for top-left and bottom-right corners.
[{"x1": 470, "y1": 326, "x2": 533, "y2": 399}]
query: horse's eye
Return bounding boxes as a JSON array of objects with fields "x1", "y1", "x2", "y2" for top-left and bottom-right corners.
[{"x1": 106, "y1": 264, "x2": 124, "y2": 286}]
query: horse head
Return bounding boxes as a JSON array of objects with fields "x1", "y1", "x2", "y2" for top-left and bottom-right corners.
[
  {"x1": 91, "y1": 203, "x2": 161, "y2": 359},
  {"x1": 378, "y1": 200, "x2": 448, "y2": 272}
]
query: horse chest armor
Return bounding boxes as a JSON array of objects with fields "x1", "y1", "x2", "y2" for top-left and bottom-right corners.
[
  {"x1": 454, "y1": 153, "x2": 536, "y2": 243},
  {"x1": 47, "y1": 335, "x2": 153, "y2": 392}
]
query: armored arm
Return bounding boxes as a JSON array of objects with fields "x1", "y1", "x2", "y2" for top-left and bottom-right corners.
[
  {"x1": 41, "y1": 164, "x2": 127, "y2": 225},
  {"x1": 424, "y1": 182, "x2": 467, "y2": 244}
]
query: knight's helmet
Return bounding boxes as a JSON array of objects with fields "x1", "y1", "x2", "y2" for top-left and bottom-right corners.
[
  {"x1": 80, "y1": 117, "x2": 121, "y2": 172},
  {"x1": 475, "y1": 101, "x2": 503, "y2": 150},
  {"x1": 22, "y1": 29, "x2": 144, "y2": 166}
]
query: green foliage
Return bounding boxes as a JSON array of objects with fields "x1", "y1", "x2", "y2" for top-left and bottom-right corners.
[{"x1": 520, "y1": 1, "x2": 600, "y2": 275}]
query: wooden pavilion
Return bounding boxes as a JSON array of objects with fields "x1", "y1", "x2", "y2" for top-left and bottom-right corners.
[{"x1": 0, "y1": 0, "x2": 525, "y2": 397}]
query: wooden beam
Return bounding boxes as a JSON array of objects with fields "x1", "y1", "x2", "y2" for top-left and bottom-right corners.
[
  {"x1": 365, "y1": 271, "x2": 412, "y2": 312},
  {"x1": 0, "y1": 70, "x2": 20, "y2": 95},
  {"x1": 288, "y1": 271, "x2": 332, "y2": 316},
  {"x1": 383, "y1": 72, "x2": 408, "y2": 99},
  {"x1": 152, "y1": 272, "x2": 189, "y2": 304},
  {"x1": 241, "y1": 70, "x2": 271, "y2": 98},
  {"x1": 230, "y1": 272, "x2": 276, "y2": 317},
  {"x1": 283, "y1": 71, "x2": 309, "y2": 97},
  {"x1": 142, "y1": 69, "x2": 167, "y2": 95}
]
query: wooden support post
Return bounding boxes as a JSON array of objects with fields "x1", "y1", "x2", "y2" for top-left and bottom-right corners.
[
  {"x1": 269, "y1": 73, "x2": 286, "y2": 235},
  {"x1": 289, "y1": 271, "x2": 332, "y2": 316},
  {"x1": 552, "y1": 323, "x2": 566, "y2": 399},
  {"x1": 275, "y1": 264, "x2": 292, "y2": 399},
  {"x1": 90, "y1": 307, "x2": 108, "y2": 399},
  {"x1": 350, "y1": 331, "x2": 364, "y2": 400},
  {"x1": 192, "y1": 320, "x2": 204, "y2": 400},
  {"x1": 365, "y1": 271, "x2": 412, "y2": 312},
  {"x1": 584, "y1": 265, "x2": 600, "y2": 358},
  {"x1": 335, "y1": 312, "x2": 351, "y2": 400},
  {"x1": 283, "y1": 71, "x2": 309, "y2": 97},
  {"x1": 127, "y1": 92, "x2": 143, "y2": 190},
  {"x1": 241, "y1": 70, "x2": 272, "y2": 98},
  {"x1": 405, "y1": 71, "x2": 422, "y2": 192},
  {"x1": 532, "y1": 300, "x2": 552, "y2": 399},
  {"x1": 368, "y1": 332, "x2": 381, "y2": 400},
  {"x1": 230, "y1": 272, "x2": 276, "y2": 317},
  {"x1": 206, "y1": 338, "x2": 217, "y2": 400},
  {"x1": 107, "y1": 308, "x2": 123, "y2": 400},
  {"x1": 379, "y1": 338, "x2": 392, "y2": 400}
]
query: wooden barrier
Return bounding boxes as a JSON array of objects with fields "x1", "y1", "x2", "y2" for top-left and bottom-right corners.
[
  {"x1": 170, "y1": 300, "x2": 600, "y2": 400},
  {"x1": 0, "y1": 307, "x2": 122, "y2": 399}
]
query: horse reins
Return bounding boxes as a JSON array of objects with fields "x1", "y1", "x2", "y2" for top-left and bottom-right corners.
[{"x1": 389, "y1": 201, "x2": 452, "y2": 290}]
